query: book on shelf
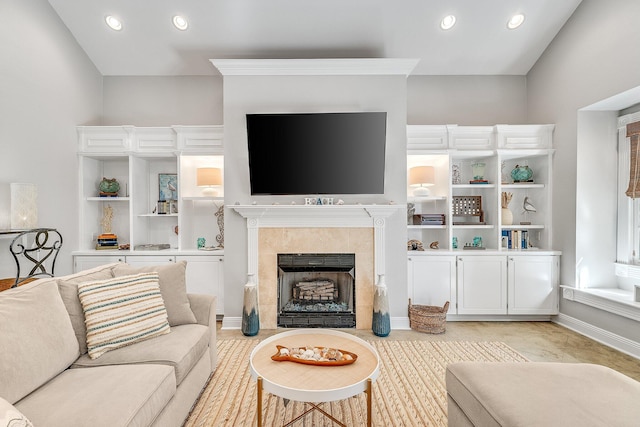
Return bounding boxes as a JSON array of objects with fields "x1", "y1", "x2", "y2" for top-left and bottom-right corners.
[{"x1": 502, "y1": 229, "x2": 529, "y2": 249}]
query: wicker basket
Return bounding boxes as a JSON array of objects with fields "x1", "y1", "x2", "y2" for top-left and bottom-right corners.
[{"x1": 408, "y1": 299, "x2": 450, "y2": 334}]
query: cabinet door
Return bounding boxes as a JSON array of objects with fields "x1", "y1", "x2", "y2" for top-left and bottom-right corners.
[
  {"x1": 457, "y1": 256, "x2": 507, "y2": 314},
  {"x1": 508, "y1": 255, "x2": 558, "y2": 314},
  {"x1": 408, "y1": 255, "x2": 456, "y2": 311},
  {"x1": 74, "y1": 255, "x2": 124, "y2": 273},
  {"x1": 124, "y1": 255, "x2": 176, "y2": 266},
  {"x1": 177, "y1": 255, "x2": 224, "y2": 315}
]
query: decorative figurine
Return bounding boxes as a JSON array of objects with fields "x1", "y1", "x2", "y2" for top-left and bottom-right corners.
[
  {"x1": 215, "y1": 204, "x2": 224, "y2": 248},
  {"x1": 101, "y1": 205, "x2": 114, "y2": 234}
]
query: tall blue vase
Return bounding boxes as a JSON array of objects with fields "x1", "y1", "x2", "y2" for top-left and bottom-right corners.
[
  {"x1": 372, "y1": 275, "x2": 391, "y2": 337},
  {"x1": 242, "y1": 275, "x2": 260, "y2": 336}
]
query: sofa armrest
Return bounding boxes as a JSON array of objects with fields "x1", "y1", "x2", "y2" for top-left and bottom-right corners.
[{"x1": 187, "y1": 294, "x2": 217, "y2": 371}]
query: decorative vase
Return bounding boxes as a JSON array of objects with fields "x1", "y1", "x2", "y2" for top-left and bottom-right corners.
[
  {"x1": 241, "y1": 275, "x2": 260, "y2": 336},
  {"x1": 372, "y1": 275, "x2": 391, "y2": 337},
  {"x1": 501, "y1": 207, "x2": 514, "y2": 225},
  {"x1": 99, "y1": 177, "x2": 120, "y2": 196},
  {"x1": 510, "y1": 165, "x2": 533, "y2": 182}
]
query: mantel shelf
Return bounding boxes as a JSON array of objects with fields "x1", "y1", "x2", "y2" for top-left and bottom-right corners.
[{"x1": 231, "y1": 204, "x2": 403, "y2": 228}]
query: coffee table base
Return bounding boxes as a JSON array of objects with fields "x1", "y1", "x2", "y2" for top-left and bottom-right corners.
[{"x1": 256, "y1": 377, "x2": 373, "y2": 427}]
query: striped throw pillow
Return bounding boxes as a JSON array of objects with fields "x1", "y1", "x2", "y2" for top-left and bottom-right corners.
[{"x1": 77, "y1": 272, "x2": 171, "y2": 359}]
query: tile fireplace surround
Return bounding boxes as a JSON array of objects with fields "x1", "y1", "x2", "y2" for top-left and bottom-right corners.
[{"x1": 232, "y1": 204, "x2": 402, "y2": 329}]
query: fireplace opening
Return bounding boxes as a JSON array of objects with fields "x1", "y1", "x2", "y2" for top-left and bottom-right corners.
[{"x1": 278, "y1": 253, "x2": 355, "y2": 328}]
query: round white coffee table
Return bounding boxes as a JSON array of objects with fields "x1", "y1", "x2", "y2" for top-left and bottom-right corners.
[{"x1": 250, "y1": 329, "x2": 380, "y2": 427}]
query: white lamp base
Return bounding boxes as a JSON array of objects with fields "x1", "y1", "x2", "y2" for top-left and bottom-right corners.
[
  {"x1": 412, "y1": 186, "x2": 431, "y2": 197},
  {"x1": 200, "y1": 187, "x2": 219, "y2": 197}
]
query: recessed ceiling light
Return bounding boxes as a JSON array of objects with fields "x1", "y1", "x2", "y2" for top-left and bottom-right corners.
[
  {"x1": 105, "y1": 15, "x2": 123, "y2": 31},
  {"x1": 173, "y1": 15, "x2": 189, "y2": 31},
  {"x1": 507, "y1": 14, "x2": 525, "y2": 30},
  {"x1": 440, "y1": 15, "x2": 456, "y2": 30}
]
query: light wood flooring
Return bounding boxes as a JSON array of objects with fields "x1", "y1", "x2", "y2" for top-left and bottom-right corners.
[{"x1": 217, "y1": 321, "x2": 640, "y2": 381}]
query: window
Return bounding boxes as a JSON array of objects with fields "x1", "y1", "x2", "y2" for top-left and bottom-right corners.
[{"x1": 617, "y1": 112, "x2": 640, "y2": 265}]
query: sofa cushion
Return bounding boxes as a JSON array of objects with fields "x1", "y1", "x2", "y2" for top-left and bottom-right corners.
[
  {"x1": 0, "y1": 397, "x2": 34, "y2": 427},
  {"x1": 0, "y1": 279, "x2": 79, "y2": 404},
  {"x1": 113, "y1": 261, "x2": 197, "y2": 326},
  {"x1": 72, "y1": 324, "x2": 209, "y2": 386},
  {"x1": 446, "y1": 362, "x2": 640, "y2": 427},
  {"x1": 57, "y1": 263, "x2": 119, "y2": 354},
  {"x1": 78, "y1": 272, "x2": 171, "y2": 359},
  {"x1": 15, "y1": 364, "x2": 175, "y2": 427}
]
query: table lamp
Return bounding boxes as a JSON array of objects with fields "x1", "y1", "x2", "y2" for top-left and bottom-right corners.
[
  {"x1": 409, "y1": 166, "x2": 435, "y2": 196},
  {"x1": 197, "y1": 167, "x2": 222, "y2": 196}
]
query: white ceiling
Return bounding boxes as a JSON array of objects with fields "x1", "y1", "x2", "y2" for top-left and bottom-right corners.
[{"x1": 47, "y1": 0, "x2": 582, "y2": 77}]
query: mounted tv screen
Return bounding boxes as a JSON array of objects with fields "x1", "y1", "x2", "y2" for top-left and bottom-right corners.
[{"x1": 246, "y1": 112, "x2": 387, "y2": 195}]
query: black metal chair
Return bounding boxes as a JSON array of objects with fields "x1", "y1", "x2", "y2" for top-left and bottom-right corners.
[{"x1": 8, "y1": 228, "x2": 63, "y2": 288}]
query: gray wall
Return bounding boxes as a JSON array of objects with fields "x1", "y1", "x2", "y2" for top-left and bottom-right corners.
[
  {"x1": 0, "y1": 0, "x2": 103, "y2": 277},
  {"x1": 102, "y1": 76, "x2": 223, "y2": 126},
  {"x1": 407, "y1": 75, "x2": 527, "y2": 125},
  {"x1": 527, "y1": 0, "x2": 640, "y2": 342}
]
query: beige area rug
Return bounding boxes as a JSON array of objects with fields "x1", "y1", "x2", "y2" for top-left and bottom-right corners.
[{"x1": 185, "y1": 340, "x2": 528, "y2": 427}]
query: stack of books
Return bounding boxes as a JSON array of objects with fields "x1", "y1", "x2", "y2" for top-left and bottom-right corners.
[
  {"x1": 502, "y1": 230, "x2": 529, "y2": 249},
  {"x1": 469, "y1": 179, "x2": 489, "y2": 184},
  {"x1": 96, "y1": 233, "x2": 118, "y2": 250},
  {"x1": 412, "y1": 214, "x2": 446, "y2": 225}
]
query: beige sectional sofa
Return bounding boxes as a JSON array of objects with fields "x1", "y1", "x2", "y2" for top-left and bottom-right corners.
[
  {"x1": 446, "y1": 361, "x2": 640, "y2": 426},
  {"x1": 0, "y1": 262, "x2": 217, "y2": 427}
]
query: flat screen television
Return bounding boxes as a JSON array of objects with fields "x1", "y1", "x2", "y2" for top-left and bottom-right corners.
[{"x1": 246, "y1": 112, "x2": 387, "y2": 195}]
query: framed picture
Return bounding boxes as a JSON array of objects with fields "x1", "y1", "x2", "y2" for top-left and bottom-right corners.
[{"x1": 158, "y1": 173, "x2": 178, "y2": 201}]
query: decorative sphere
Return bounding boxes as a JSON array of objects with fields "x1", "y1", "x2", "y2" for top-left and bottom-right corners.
[
  {"x1": 99, "y1": 177, "x2": 120, "y2": 194},
  {"x1": 510, "y1": 165, "x2": 533, "y2": 182}
]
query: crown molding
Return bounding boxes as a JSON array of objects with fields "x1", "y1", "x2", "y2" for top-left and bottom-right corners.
[{"x1": 210, "y1": 58, "x2": 420, "y2": 76}]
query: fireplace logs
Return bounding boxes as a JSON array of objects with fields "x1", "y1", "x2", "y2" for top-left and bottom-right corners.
[{"x1": 293, "y1": 279, "x2": 338, "y2": 302}]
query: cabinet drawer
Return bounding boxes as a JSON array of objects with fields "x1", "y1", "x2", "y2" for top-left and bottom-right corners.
[
  {"x1": 134, "y1": 128, "x2": 177, "y2": 151},
  {"x1": 78, "y1": 126, "x2": 132, "y2": 152}
]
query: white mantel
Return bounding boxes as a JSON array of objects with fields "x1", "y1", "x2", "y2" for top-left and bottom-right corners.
[{"x1": 231, "y1": 204, "x2": 402, "y2": 281}]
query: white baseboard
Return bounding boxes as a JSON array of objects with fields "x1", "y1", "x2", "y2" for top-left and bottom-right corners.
[
  {"x1": 221, "y1": 316, "x2": 412, "y2": 330},
  {"x1": 554, "y1": 313, "x2": 640, "y2": 360},
  {"x1": 391, "y1": 316, "x2": 411, "y2": 330},
  {"x1": 221, "y1": 316, "x2": 241, "y2": 330}
]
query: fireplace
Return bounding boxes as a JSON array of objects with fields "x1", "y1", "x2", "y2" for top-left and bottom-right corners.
[{"x1": 278, "y1": 253, "x2": 356, "y2": 328}]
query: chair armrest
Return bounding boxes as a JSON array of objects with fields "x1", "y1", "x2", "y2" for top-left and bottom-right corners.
[{"x1": 187, "y1": 294, "x2": 217, "y2": 371}]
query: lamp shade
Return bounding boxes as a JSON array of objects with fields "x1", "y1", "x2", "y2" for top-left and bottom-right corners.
[
  {"x1": 409, "y1": 166, "x2": 435, "y2": 197},
  {"x1": 409, "y1": 166, "x2": 435, "y2": 187},
  {"x1": 197, "y1": 168, "x2": 222, "y2": 187},
  {"x1": 197, "y1": 168, "x2": 222, "y2": 196},
  {"x1": 10, "y1": 183, "x2": 37, "y2": 229}
]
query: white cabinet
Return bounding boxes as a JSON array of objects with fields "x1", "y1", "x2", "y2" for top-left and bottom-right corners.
[
  {"x1": 125, "y1": 255, "x2": 177, "y2": 266},
  {"x1": 407, "y1": 124, "x2": 560, "y2": 319},
  {"x1": 74, "y1": 255, "x2": 125, "y2": 271},
  {"x1": 508, "y1": 255, "x2": 558, "y2": 314},
  {"x1": 77, "y1": 126, "x2": 224, "y2": 253},
  {"x1": 407, "y1": 124, "x2": 555, "y2": 252},
  {"x1": 73, "y1": 254, "x2": 225, "y2": 315},
  {"x1": 457, "y1": 255, "x2": 507, "y2": 315},
  {"x1": 408, "y1": 255, "x2": 456, "y2": 309},
  {"x1": 178, "y1": 255, "x2": 224, "y2": 315}
]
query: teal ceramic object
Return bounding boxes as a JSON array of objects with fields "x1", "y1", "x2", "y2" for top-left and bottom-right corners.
[
  {"x1": 510, "y1": 165, "x2": 533, "y2": 182},
  {"x1": 99, "y1": 177, "x2": 120, "y2": 194}
]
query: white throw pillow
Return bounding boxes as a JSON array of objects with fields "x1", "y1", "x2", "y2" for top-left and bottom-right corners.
[
  {"x1": 0, "y1": 397, "x2": 33, "y2": 427},
  {"x1": 77, "y1": 272, "x2": 171, "y2": 359}
]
